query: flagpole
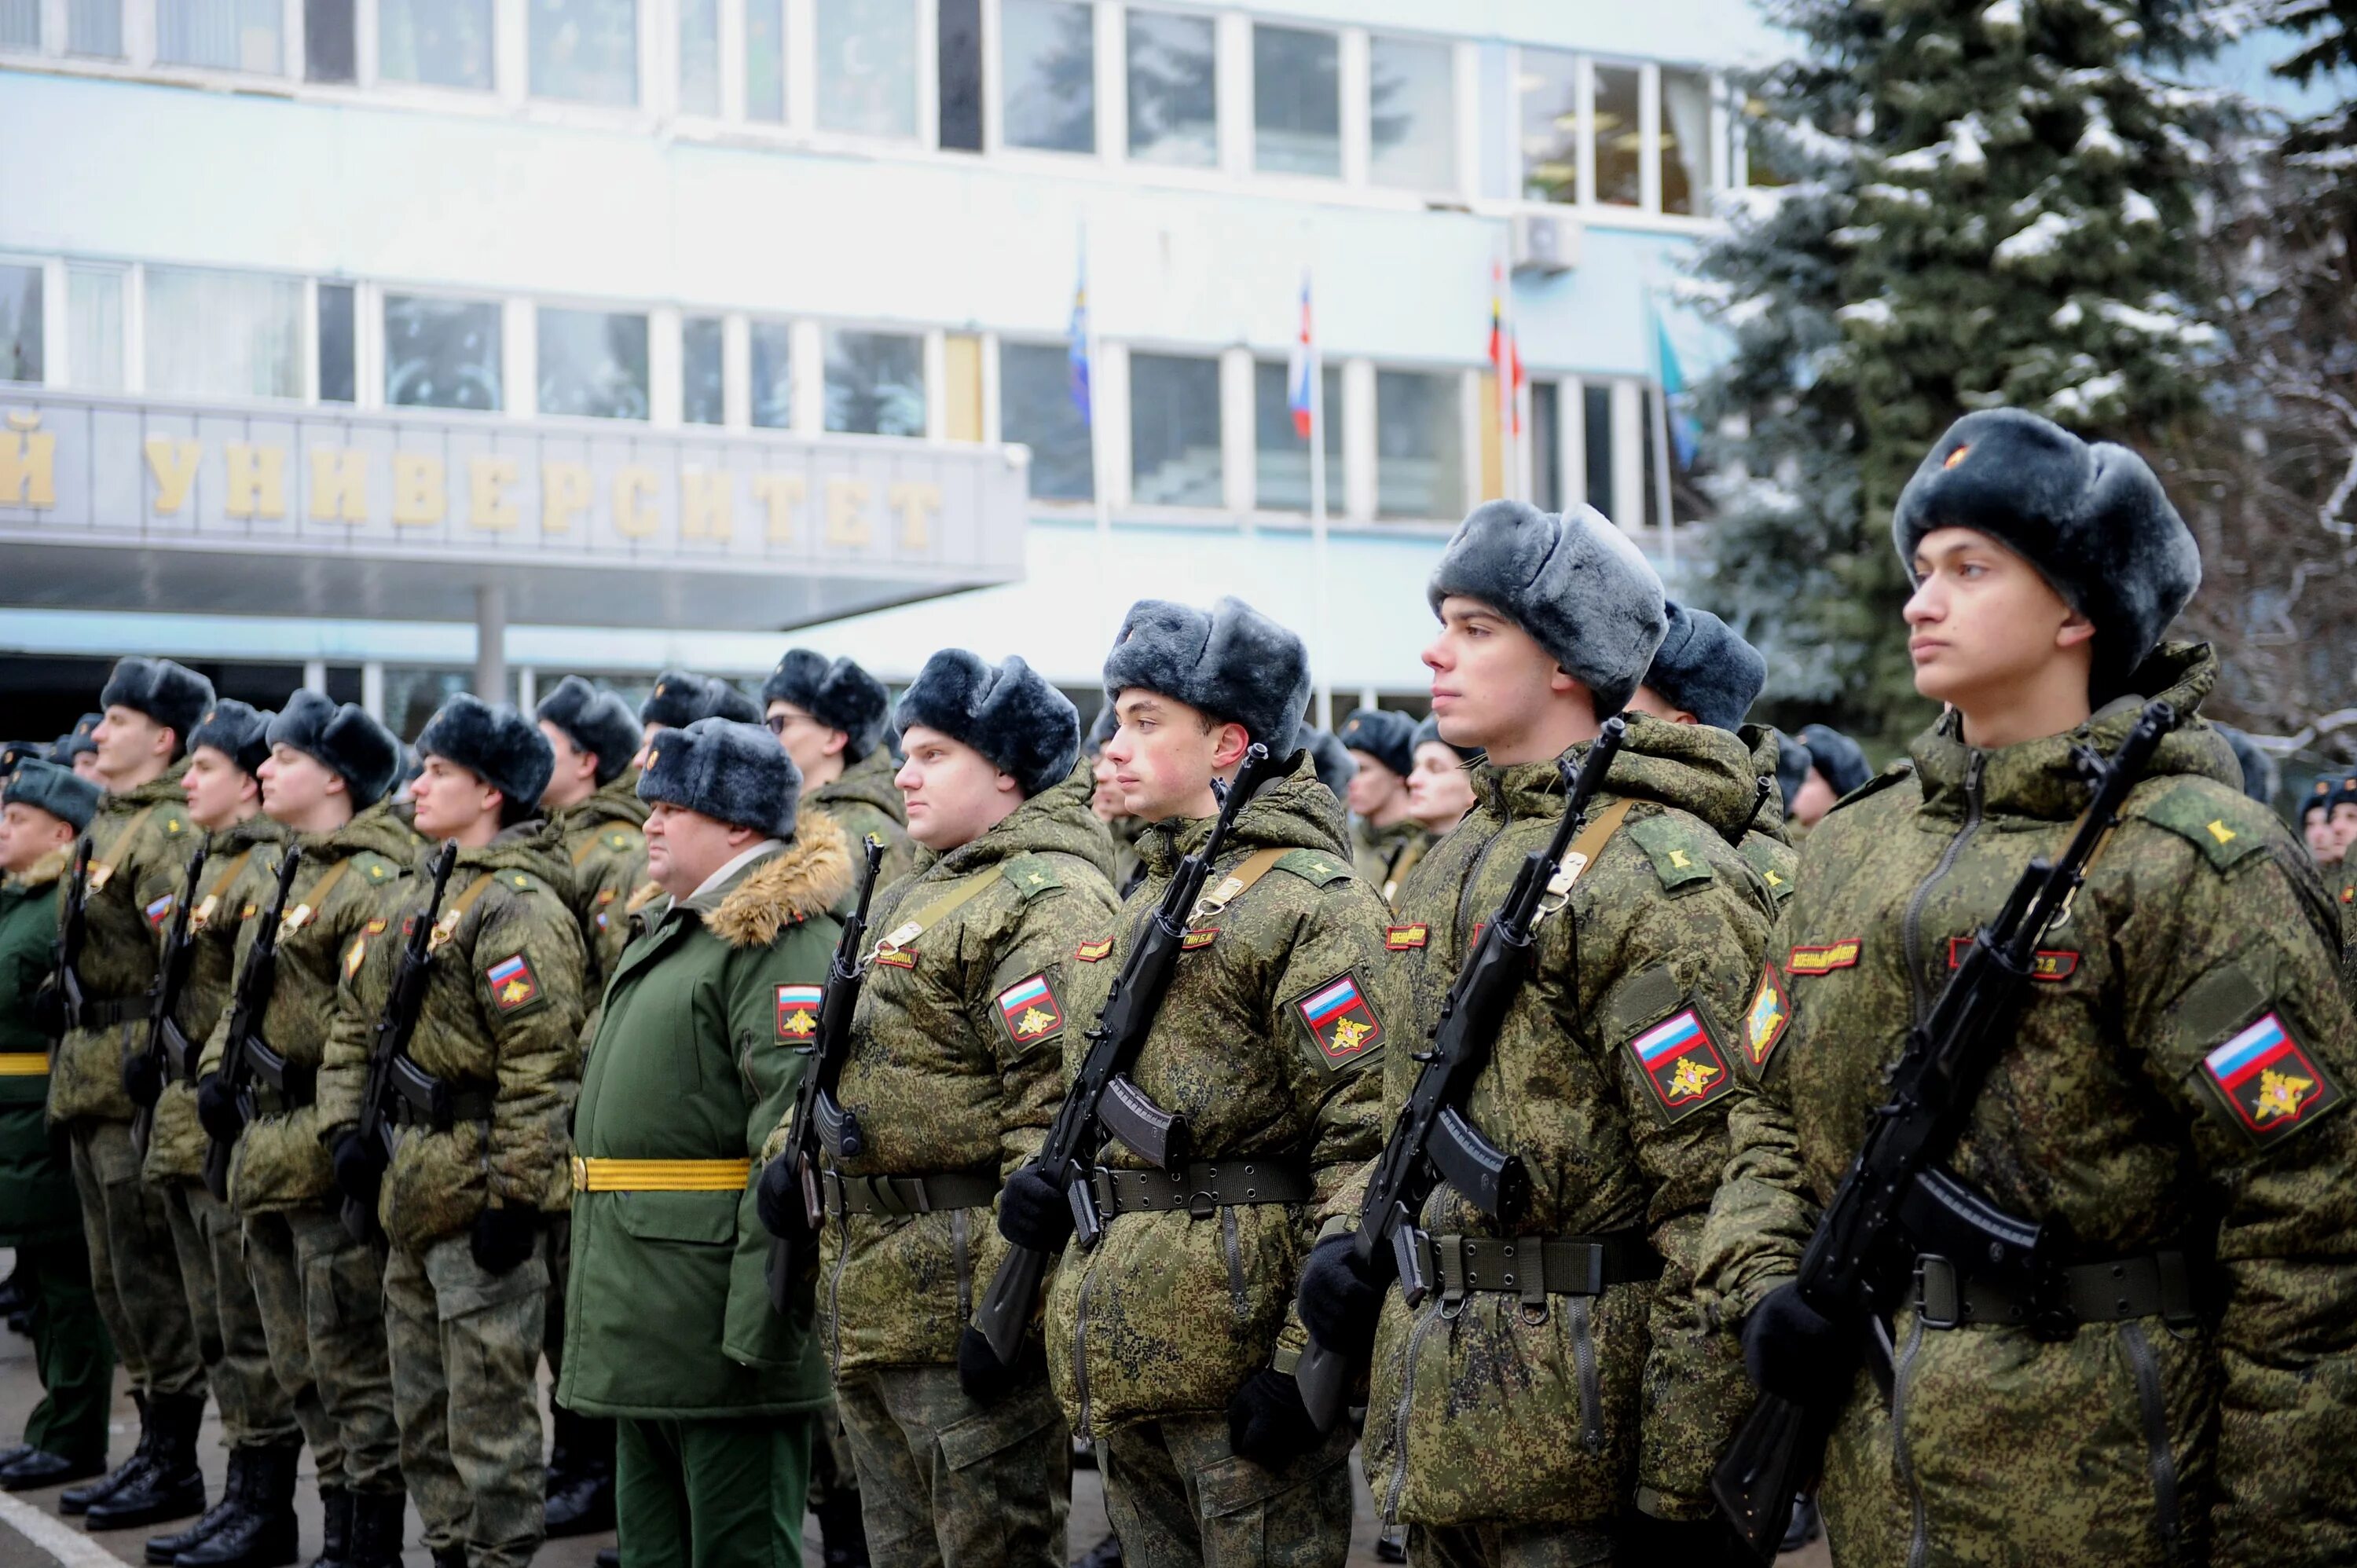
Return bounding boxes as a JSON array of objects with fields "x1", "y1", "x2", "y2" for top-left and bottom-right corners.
[
  {"x1": 1647, "y1": 289, "x2": 1677, "y2": 573},
  {"x1": 1500, "y1": 249, "x2": 1517, "y2": 504},
  {"x1": 1309, "y1": 271, "x2": 1332, "y2": 735}
]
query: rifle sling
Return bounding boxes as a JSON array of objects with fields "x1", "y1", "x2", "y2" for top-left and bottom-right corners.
[
  {"x1": 867, "y1": 870, "x2": 999, "y2": 959},
  {"x1": 1186, "y1": 845, "x2": 1288, "y2": 924},
  {"x1": 428, "y1": 871, "x2": 500, "y2": 949},
  {"x1": 1547, "y1": 798, "x2": 1636, "y2": 899}
]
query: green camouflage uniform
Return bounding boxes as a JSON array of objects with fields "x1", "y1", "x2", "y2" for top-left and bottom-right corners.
[
  {"x1": 1699, "y1": 646, "x2": 2357, "y2": 1568},
  {"x1": 1734, "y1": 725, "x2": 1798, "y2": 914},
  {"x1": 560, "y1": 818, "x2": 850, "y2": 1566},
  {"x1": 201, "y1": 800, "x2": 417, "y2": 1497},
  {"x1": 0, "y1": 845, "x2": 114, "y2": 1464},
  {"x1": 811, "y1": 749, "x2": 915, "y2": 892},
  {"x1": 148, "y1": 816, "x2": 317, "y2": 1455},
  {"x1": 1041, "y1": 757, "x2": 1390, "y2": 1568},
  {"x1": 317, "y1": 819, "x2": 585, "y2": 1568},
  {"x1": 819, "y1": 764, "x2": 1118, "y2": 1568},
  {"x1": 1358, "y1": 715, "x2": 1776, "y2": 1559},
  {"x1": 53, "y1": 765, "x2": 207, "y2": 1403},
  {"x1": 1350, "y1": 815, "x2": 1430, "y2": 910}
]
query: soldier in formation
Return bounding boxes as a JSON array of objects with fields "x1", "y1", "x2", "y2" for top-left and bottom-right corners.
[{"x1": 1336, "y1": 709, "x2": 1427, "y2": 907}]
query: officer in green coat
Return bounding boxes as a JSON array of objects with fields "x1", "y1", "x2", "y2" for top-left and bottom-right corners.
[
  {"x1": 1706, "y1": 409, "x2": 2357, "y2": 1568},
  {"x1": 756, "y1": 650, "x2": 1118, "y2": 1568},
  {"x1": 0, "y1": 760, "x2": 114, "y2": 1491},
  {"x1": 54, "y1": 658, "x2": 214, "y2": 1529},
  {"x1": 998, "y1": 597, "x2": 1391, "y2": 1568},
  {"x1": 561, "y1": 716, "x2": 850, "y2": 1568},
  {"x1": 1336, "y1": 708, "x2": 1428, "y2": 907}
]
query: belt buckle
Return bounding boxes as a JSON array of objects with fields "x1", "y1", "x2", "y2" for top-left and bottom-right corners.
[
  {"x1": 1914, "y1": 1255, "x2": 1960, "y2": 1329},
  {"x1": 569, "y1": 1155, "x2": 588, "y2": 1191}
]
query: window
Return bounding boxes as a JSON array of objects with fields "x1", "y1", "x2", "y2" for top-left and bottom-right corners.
[
  {"x1": 1369, "y1": 35, "x2": 1453, "y2": 192},
  {"x1": 0, "y1": 0, "x2": 36, "y2": 50},
  {"x1": 386, "y1": 295, "x2": 503, "y2": 410},
  {"x1": 68, "y1": 0, "x2": 119, "y2": 54},
  {"x1": 156, "y1": 0, "x2": 282, "y2": 72},
  {"x1": 1129, "y1": 352, "x2": 1220, "y2": 507},
  {"x1": 317, "y1": 284, "x2": 355, "y2": 403},
  {"x1": 1003, "y1": 0, "x2": 1093, "y2": 153},
  {"x1": 1252, "y1": 360, "x2": 1340, "y2": 511},
  {"x1": 679, "y1": 0, "x2": 719, "y2": 112},
  {"x1": 1531, "y1": 379, "x2": 1560, "y2": 511},
  {"x1": 1593, "y1": 64, "x2": 1640, "y2": 207},
  {"x1": 999, "y1": 342, "x2": 1091, "y2": 500},
  {"x1": 1375, "y1": 369, "x2": 1462, "y2": 520},
  {"x1": 1661, "y1": 68, "x2": 1711, "y2": 214},
  {"x1": 824, "y1": 328, "x2": 923, "y2": 436},
  {"x1": 1582, "y1": 383, "x2": 1611, "y2": 515},
  {"x1": 750, "y1": 320, "x2": 793, "y2": 428},
  {"x1": 1127, "y1": 9, "x2": 1215, "y2": 167},
  {"x1": 816, "y1": 0, "x2": 917, "y2": 139},
  {"x1": 1518, "y1": 47, "x2": 1579, "y2": 205},
  {"x1": 684, "y1": 316, "x2": 724, "y2": 425},
  {"x1": 0, "y1": 266, "x2": 40, "y2": 385},
  {"x1": 937, "y1": 0, "x2": 981, "y2": 150},
  {"x1": 530, "y1": 0, "x2": 636, "y2": 104},
  {"x1": 745, "y1": 0, "x2": 783, "y2": 118},
  {"x1": 1253, "y1": 24, "x2": 1338, "y2": 178},
  {"x1": 306, "y1": 0, "x2": 354, "y2": 80},
  {"x1": 538, "y1": 307, "x2": 649, "y2": 419},
  {"x1": 379, "y1": 0, "x2": 493, "y2": 87},
  {"x1": 67, "y1": 267, "x2": 123, "y2": 391},
  {"x1": 146, "y1": 268, "x2": 303, "y2": 399}
]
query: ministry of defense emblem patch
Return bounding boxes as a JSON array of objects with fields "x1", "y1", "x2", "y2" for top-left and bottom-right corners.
[
  {"x1": 1296, "y1": 973, "x2": 1383, "y2": 1069},
  {"x1": 2199, "y1": 1012, "x2": 2343, "y2": 1144},
  {"x1": 1744, "y1": 965, "x2": 1789, "y2": 1072},
  {"x1": 995, "y1": 974, "x2": 1065, "y2": 1046},
  {"x1": 776, "y1": 984, "x2": 820, "y2": 1042},
  {"x1": 1628, "y1": 1008, "x2": 1736, "y2": 1123},
  {"x1": 486, "y1": 953, "x2": 541, "y2": 1013}
]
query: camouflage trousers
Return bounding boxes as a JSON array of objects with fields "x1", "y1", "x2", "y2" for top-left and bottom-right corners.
[
  {"x1": 614, "y1": 1412, "x2": 814, "y2": 1568},
  {"x1": 159, "y1": 1179, "x2": 313, "y2": 1450},
  {"x1": 834, "y1": 1364, "x2": 1070, "y2": 1568},
  {"x1": 67, "y1": 1117, "x2": 204, "y2": 1397},
  {"x1": 1404, "y1": 1521, "x2": 1618, "y2": 1568},
  {"x1": 1098, "y1": 1412, "x2": 1354, "y2": 1568},
  {"x1": 243, "y1": 1205, "x2": 398, "y2": 1493},
  {"x1": 383, "y1": 1228, "x2": 548, "y2": 1568}
]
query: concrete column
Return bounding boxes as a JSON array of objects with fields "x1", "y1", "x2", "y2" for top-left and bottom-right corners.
[
  {"x1": 302, "y1": 660, "x2": 328, "y2": 694},
  {"x1": 361, "y1": 661, "x2": 386, "y2": 721},
  {"x1": 475, "y1": 584, "x2": 508, "y2": 702}
]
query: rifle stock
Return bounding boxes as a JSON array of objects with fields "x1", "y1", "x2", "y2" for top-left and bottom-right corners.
[
  {"x1": 342, "y1": 840, "x2": 459, "y2": 1244},
  {"x1": 204, "y1": 845, "x2": 304, "y2": 1202}
]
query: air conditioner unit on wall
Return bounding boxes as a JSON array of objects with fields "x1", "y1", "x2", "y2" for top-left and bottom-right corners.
[{"x1": 1512, "y1": 211, "x2": 1582, "y2": 276}]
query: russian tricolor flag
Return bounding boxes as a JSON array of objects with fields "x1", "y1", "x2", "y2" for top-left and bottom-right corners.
[
  {"x1": 1302, "y1": 975, "x2": 1361, "y2": 1028},
  {"x1": 1287, "y1": 271, "x2": 1315, "y2": 440},
  {"x1": 487, "y1": 954, "x2": 529, "y2": 989},
  {"x1": 1634, "y1": 1011, "x2": 1705, "y2": 1064},
  {"x1": 2205, "y1": 1015, "x2": 2295, "y2": 1090}
]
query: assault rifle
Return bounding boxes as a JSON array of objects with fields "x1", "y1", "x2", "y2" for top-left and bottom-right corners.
[
  {"x1": 1710, "y1": 699, "x2": 2177, "y2": 1558},
  {"x1": 203, "y1": 846, "x2": 303, "y2": 1201},
  {"x1": 767, "y1": 833, "x2": 888, "y2": 1305},
  {"x1": 129, "y1": 841, "x2": 211, "y2": 1156},
  {"x1": 36, "y1": 834, "x2": 93, "y2": 1039},
  {"x1": 341, "y1": 840, "x2": 459, "y2": 1243},
  {"x1": 1294, "y1": 717, "x2": 1627, "y2": 1431},
  {"x1": 968, "y1": 742, "x2": 1284, "y2": 1366}
]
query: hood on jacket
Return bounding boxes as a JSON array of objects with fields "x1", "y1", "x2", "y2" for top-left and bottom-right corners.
[
  {"x1": 809, "y1": 749, "x2": 908, "y2": 827},
  {"x1": 296, "y1": 799, "x2": 425, "y2": 865},
  {"x1": 559, "y1": 768, "x2": 652, "y2": 833},
  {"x1": 701, "y1": 810, "x2": 853, "y2": 949},
  {"x1": 908, "y1": 759, "x2": 1117, "y2": 886},
  {"x1": 1736, "y1": 723, "x2": 1792, "y2": 844},
  {"x1": 1137, "y1": 752, "x2": 1348, "y2": 879},
  {"x1": 107, "y1": 763, "x2": 192, "y2": 815}
]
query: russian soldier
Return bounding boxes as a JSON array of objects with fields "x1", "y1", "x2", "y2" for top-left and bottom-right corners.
[
  {"x1": 1788, "y1": 724, "x2": 1870, "y2": 835},
  {"x1": 633, "y1": 671, "x2": 761, "y2": 768},
  {"x1": 1401, "y1": 715, "x2": 1475, "y2": 841},
  {"x1": 1705, "y1": 408, "x2": 2357, "y2": 1567},
  {"x1": 763, "y1": 650, "x2": 913, "y2": 891},
  {"x1": 1336, "y1": 709, "x2": 1426, "y2": 907},
  {"x1": 1630, "y1": 601, "x2": 1796, "y2": 910},
  {"x1": 2298, "y1": 775, "x2": 2337, "y2": 866}
]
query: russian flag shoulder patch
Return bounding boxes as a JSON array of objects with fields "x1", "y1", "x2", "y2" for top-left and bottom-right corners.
[
  {"x1": 1626, "y1": 1007, "x2": 1736, "y2": 1124},
  {"x1": 2197, "y1": 1011, "x2": 2344, "y2": 1145}
]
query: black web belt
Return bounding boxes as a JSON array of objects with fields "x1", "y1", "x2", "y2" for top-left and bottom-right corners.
[
  {"x1": 1425, "y1": 1231, "x2": 1663, "y2": 1306},
  {"x1": 1088, "y1": 1161, "x2": 1314, "y2": 1218},
  {"x1": 77, "y1": 994, "x2": 152, "y2": 1030},
  {"x1": 1913, "y1": 1249, "x2": 2201, "y2": 1332},
  {"x1": 822, "y1": 1170, "x2": 999, "y2": 1218}
]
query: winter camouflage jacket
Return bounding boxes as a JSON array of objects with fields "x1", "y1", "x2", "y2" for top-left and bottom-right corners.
[
  {"x1": 1351, "y1": 815, "x2": 1431, "y2": 909},
  {"x1": 145, "y1": 816, "x2": 284, "y2": 1185},
  {"x1": 1358, "y1": 714, "x2": 1778, "y2": 1530},
  {"x1": 561, "y1": 816, "x2": 849, "y2": 1418},
  {"x1": 1042, "y1": 756, "x2": 1391, "y2": 1439},
  {"x1": 1736, "y1": 724, "x2": 1798, "y2": 913},
  {"x1": 317, "y1": 819, "x2": 587, "y2": 1254},
  {"x1": 552, "y1": 769, "x2": 649, "y2": 992},
  {"x1": 200, "y1": 803, "x2": 417, "y2": 1212},
  {"x1": 816, "y1": 762, "x2": 1121, "y2": 1376},
  {"x1": 1697, "y1": 646, "x2": 2357, "y2": 1568},
  {"x1": 810, "y1": 749, "x2": 915, "y2": 893},
  {"x1": 49, "y1": 766, "x2": 200, "y2": 1126}
]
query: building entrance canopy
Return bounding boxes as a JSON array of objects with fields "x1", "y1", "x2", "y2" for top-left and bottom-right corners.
[{"x1": 0, "y1": 390, "x2": 1029, "y2": 630}]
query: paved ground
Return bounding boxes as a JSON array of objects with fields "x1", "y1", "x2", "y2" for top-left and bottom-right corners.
[{"x1": 0, "y1": 1248, "x2": 1827, "y2": 1568}]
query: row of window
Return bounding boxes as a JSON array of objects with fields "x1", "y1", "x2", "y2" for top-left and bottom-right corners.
[
  {"x1": 0, "y1": 0, "x2": 1736, "y2": 216},
  {"x1": 0, "y1": 258, "x2": 1691, "y2": 526}
]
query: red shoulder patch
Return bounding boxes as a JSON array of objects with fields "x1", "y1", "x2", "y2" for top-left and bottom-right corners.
[
  {"x1": 1075, "y1": 937, "x2": 1114, "y2": 963},
  {"x1": 1385, "y1": 925, "x2": 1428, "y2": 951},
  {"x1": 2198, "y1": 1012, "x2": 2344, "y2": 1145},
  {"x1": 1787, "y1": 940, "x2": 1861, "y2": 976}
]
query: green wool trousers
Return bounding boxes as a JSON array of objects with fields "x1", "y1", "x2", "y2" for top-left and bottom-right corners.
[
  {"x1": 615, "y1": 1412, "x2": 815, "y2": 1568},
  {"x1": 13, "y1": 1234, "x2": 115, "y2": 1463}
]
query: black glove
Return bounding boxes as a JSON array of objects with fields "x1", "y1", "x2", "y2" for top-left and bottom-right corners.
[
  {"x1": 996, "y1": 1165, "x2": 1075, "y2": 1252},
  {"x1": 1225, "y1": 1368, "x2": 1318, "y2": 1471},
  {"x1": 956, "y1": 1325, "x2": 1045, "y2": 1406},
  {"x1": 122, "y1": 1042, "x2": 163, "y2": 1110},
  {"x1": 754, "y1": 1155, "x2": 808, "y2": 1241},
  {"x1": 1741, "y1": 1282, "x2": 1854, "y2": 1402},
  {"x1": 328, "y1": 1130, "x2": 382, "y2": 1210},
  {"x1": 196, "y1": 1072, "x2": 244, "y2": 1143},
  {"x1": 1296, "y1": 1233, "x2": 1386, "y2": 1357},
  {"x1": 470, "y1": 1204, "x2": 540, "y2": 1276},
  {"x1": 1617, "y1": 1509, "x2": 1754, "y2": 1568}
]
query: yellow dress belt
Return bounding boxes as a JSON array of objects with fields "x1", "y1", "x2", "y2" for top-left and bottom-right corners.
[
  {"x1": 0, "y1": 1053, "x2": 49, "y2": 1075},
  {"x1": 570, "y1": 1156, "x2": 752, "y2": 1192}
]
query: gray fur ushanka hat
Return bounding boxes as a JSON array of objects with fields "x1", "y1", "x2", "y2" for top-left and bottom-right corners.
[
  {"x1": 1337, "y1": 709, "x2": 1417, "y2": 781},
  {"x1": 268, "y1": 691, "x2": 403, "y2": 810},
  {"x1": 537, "y1": 676, "x2": 643, "y2": 786},
  {"x1": 763, "y1": 650, "x2": 893, "y2": 764},
  {"x1": 1798, "y1": 723, "x2": 1871, "y2": 798},
  {"x1": 1775, "y1": 732, "x2": 1814, "y2": 810},
  {"x1": 638, "y1": 717, "x2": 802, "y2": 840},
  {"x1": 1303, "y1": 728, "x2": 1358, "y2": 798},
  {"x1": 1644, "y1": 603, "x2": 1767, "y2": 732},
  {"x1": 415, "y1": 694, "x2": 554, "y2": 812},
  {"x1": 894, "y1": 650, "x2": 1079, "y2": 799},
  {"x1": 1427, "y1": 500, "x2": 1667, "y2": 716},
  {"x1": 4, "y1": 759, "x2": 101, "y2": 832},
  {"x1": 101, "y1": 658, "x2": 215, "y2": 753},
  {"x1": 641, "y1": 670, "x2": 761, "y2": 731},
  {"x1": 1102, "y1": 596, "x2": 1311, "y2": 758},
  {"x1": 189, "y1": 700, "x2": 274, "y2": 779}
]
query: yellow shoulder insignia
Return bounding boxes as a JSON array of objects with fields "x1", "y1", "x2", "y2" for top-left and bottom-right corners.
[
  {"x1": 1627, "y1": 814, "x2": 1715, "y2": 892},
  {"x1": 1272, "y1": 848, "x2": 1354, "y2": 887},
  {"x1": 999, "y1": 856, "x2": 1064, "y2": 899},
  {"x1": 2135, "y1": 784, "x2": 2271, "y2": 874},
  {"x1": 509, "y1": 874, "x2": 533, "y2": 890}
]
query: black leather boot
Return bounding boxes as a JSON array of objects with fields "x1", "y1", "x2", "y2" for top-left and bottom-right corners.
[
  {"x1": 86, "y1": 1393, "x2": 207, "y2": 1530},
  {"x1": 343, "y1": 1491, "x2": 406, "y2": 1568},
  {"x1": 814, "y1": 1491, "x2": 869, "y2": 1568},
  {"x1": 147, "y1": 1448, "x2": 248, "y2": 1563},
  {"x1": 542, "y1": 1409, "x2": 614, "y2": 1539},
  {"x1": 2, "y1": 1448, "x2": 106, "y2": 1491},
  {"x1": 431, "y1": 1549, "x2": 465, "y2": 1568},
  {"x1": 594, "y1": 1552, "x2": 618, "y2": 1568},
  {"x1": 308, "y1": 1489, "x2": 353, "y2": 1568},
  {"x1": 179, "y1": 1442, "x2": 299, "y2": 1568},
  {"x1": 62, "y1": 1390, "x2": 152, "y2": 1515}
]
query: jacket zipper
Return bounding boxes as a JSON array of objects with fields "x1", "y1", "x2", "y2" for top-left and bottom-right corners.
[
  {"x1": 827, "y1": 1212, "x2": 852, "y2": 1376},
  {"x1": 1380, "y1": 1301, "x2": 1448, "y2": 1526},
  {"x1": 1219, "y1": 1207, "x2": 1248, "y2": 1320},
  {"x1": 2120, "y1": 1321, "x2": 2184, "y2": 1563},
  {"x1": 1891, "y1": 1311, "x2": 1930, "y2": 1568},
  {"x1": 1568, "y1": 1294, "x2": 1602, "y2": 1452},
  {"x1": 1071, "y1": 1256, "x2": 1098, "y2": 1442}
]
